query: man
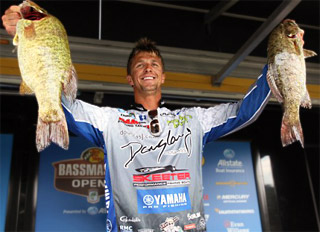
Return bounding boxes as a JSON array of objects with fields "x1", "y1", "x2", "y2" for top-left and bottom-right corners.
[{"x1": 2, "y1": 6, "x2": 270, "y2": 232}]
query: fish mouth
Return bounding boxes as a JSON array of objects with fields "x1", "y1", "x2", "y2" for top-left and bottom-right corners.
[
  {"x1": 20, "y1": 2, "x2": 47, "y2": 20},
  {"x1": 287, "y1": 30, "x2": 304, "y2": 45}
]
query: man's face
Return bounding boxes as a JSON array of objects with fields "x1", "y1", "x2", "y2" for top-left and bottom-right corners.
[{"x1": 126, "y1": 51, "x2": 165, "y2": 96}]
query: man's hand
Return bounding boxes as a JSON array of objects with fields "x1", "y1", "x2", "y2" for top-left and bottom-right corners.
[{"x1": 2, "y1": 5, "x2": 21, "y2": 37}]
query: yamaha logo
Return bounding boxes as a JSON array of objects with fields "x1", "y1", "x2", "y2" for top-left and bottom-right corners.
[{"x1": 143, "y1": 195, "x2": 154, "y2": 205}]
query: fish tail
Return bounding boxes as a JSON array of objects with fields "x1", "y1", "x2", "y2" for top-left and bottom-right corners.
[
  {"x1": 36, "y1": 115, "x2": 69, "y2": 152},
  {"x1": 50, "y1": 114, "x2": 69, "y2": 150},
  {"x1": 36, "y1": 117, "x2": 51, "y2": 152},
  {"x1": 281, "y1": 116, "x2": 304, "y2": 148}
]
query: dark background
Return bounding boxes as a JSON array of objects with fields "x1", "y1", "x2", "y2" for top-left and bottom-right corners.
[{"x1": 1, "y1": 0, "x2": 319, "y2": 65}]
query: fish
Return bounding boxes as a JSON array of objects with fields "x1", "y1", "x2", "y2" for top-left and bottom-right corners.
[
  {"x1": 13, "y1": 0, "x2": 77, "y2": 152},
  {"x1": 267, "y1": 19, "x2": 317, "y2": 148}
]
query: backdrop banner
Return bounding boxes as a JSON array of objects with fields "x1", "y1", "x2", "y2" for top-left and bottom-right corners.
[
  {"x1": 0, "y1": 134, "x2": 14, "y2": 231},
  {"x1": 202, "y1": 141, "x2": 262, "y2": 232},
  {"x1": 35, "y1": 136, "x2": 106, "y2": 231}
]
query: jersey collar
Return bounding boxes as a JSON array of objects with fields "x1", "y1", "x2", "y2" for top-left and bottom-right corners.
[{"x1": 130, "y1": 99, "x2": 165, "y2": 111}]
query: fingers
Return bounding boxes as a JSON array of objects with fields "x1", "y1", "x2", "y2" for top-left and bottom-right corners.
[{"x1": 2, "y1": 5, "x2": 21, "y2": 37}]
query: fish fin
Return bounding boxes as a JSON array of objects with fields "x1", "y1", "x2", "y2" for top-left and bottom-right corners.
[
  {"x1": 20, "y1": 81, "x2": 34, "y2": 95},
  {"x1": 303, "y1": 49, "x2": 317, "y2": 58},
  {"x1": 63, "y1": 65, "x2": 78, "y2": 102},
  {"x1": 281, "y1": 116, "x2": 304, "y2": 148},
  {"x1": 13, "y1": 33, "x2": 19, "y2": 46},
  {"x1": 24, "y1": 22, "x2": 36, "y2": 39},
  {"x1": 301, "y1": 90, "x2": 312, "y2": 109},
  {"x1": 36, "y1": 117, "x2": 51, "y2": 152},
  {"x1": 36, "y1": 115, "x2": 69, "y2": 152},
  {"x1": 267, "y1": 66, "x2": 284, "y2": 103},
  {"x1": 49, "y1": 115, "x2": 69, "y2": 150}
]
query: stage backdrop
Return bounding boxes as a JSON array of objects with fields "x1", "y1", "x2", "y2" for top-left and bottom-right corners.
[
  {"x1": 202, "y1": 141, "x2": 262, "y2": 232},
  {"x1": 0, "y1": 134, "x2": 14, "y2": 231},
  {"x1": 35, "y1": 136, "x2": 106, "y2": 231},
  {"x1": 35, "y1": 137, "x2": 262, "y2": 231}
]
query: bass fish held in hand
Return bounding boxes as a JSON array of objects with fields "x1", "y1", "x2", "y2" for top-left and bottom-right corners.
[
  {"x1": 267, "y1": 19, "x2": 317, "y2": 148},
  {"x1": 13, "y1": 0, "x2": 77, "y2": 152}
]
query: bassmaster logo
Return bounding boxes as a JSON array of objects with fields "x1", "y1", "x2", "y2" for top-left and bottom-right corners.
[{"x1": 52, "y1": 147, "x2": 105, "y2": 203}]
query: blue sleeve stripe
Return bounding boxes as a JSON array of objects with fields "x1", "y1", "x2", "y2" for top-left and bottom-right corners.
[
  {"x1": 62, "y1": 103, "x2": 105, "y2": 147},
  {"x1": 103, "y1": 149, "x2": 117, "y2": 232},
  {"x1": 203, "y1": 65, "x2": 271, "y2": 144}
]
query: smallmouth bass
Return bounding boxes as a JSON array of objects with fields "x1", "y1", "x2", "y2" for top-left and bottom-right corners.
[
  {"x1": 267, "y1": 19, "x2": 317, "y2": 147},
  {"x1": 13, "y1": 0, "x2": 77, "y2": 152}
]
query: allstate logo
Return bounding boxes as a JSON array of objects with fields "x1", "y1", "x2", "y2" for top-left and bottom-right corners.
[
  {"x1": 223, "y1": 149, "x2": 235, "y2": 159},
  {"x1": 87, "y1": 206, "x2": 98, "y2": 215},
  {"x1": 143, "y1": 195, "x2": 154, "y2": 205}
]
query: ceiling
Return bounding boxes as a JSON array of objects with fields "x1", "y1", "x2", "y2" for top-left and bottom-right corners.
[
  {"x1": 0, "y1": 0, "x2": 319, "y2": 103},
  {"x1": 1, "y1": 0, "x2": 319, "y2": 61}
]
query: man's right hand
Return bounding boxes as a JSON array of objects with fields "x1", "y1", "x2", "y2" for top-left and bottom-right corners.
[{"x1": 2, "y1": 5, "x2": 21, "y2": 37}]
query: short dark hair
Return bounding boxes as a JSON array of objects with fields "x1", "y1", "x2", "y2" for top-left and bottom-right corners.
[{"x1": 127, "y1": 37, "x2": 165, "y2": 75}]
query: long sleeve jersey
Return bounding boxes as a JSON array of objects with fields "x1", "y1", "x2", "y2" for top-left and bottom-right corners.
[{"x1": 62, "y1": 65, "x2": 270, "y2": 232}]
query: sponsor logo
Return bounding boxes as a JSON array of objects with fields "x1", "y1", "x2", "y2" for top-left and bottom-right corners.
[
  {"x1": 160, "y1": 216, "x2": 183, "y2": 232},
  {"x1": 167, "y1": 115, "x2": 192, "y2": 128},
  {"x1": 217, "y1": 159, "x2": 243, "y2": 167},
  {"x1": 187, "y1": 212, "x2": 201, "y2": 220},
  {"x1": 223, "y1": 149, "x2": 235, "y2": 159},
  {"x1": 87, "y1": 206, "x2": 107, "y2": 215},
  {"x1": 197, "y1": 217, "x2": 206, "y2": 230},
  {"x1": 137, "y1": 187, "x2": 191, "y2": 214},
  {"x1": 184, "y1": 224, "x2": 196, "y2": 230},
  {"x1": 120, "y1": 130, "x2": 154, "y2": 140},
  {"x1": 214, "y1": 208, "x2": 255, "y2": 214},
  {"x1": 224, "y1": 220, "x2": 248, "y2": 231},
  {"x1": 121, "y1": 129, "x2": 192, "y2": 168},
  {"x1": 87, "y1": 206, "x2": 98, "y2": 215},
  {"x1": 119, "y1": 216, "x2": 141, "y2": 223},
  {"x1": 52, "y1": 147, "x2": 105, "y2": 203},
  {"x1": 105, "y1": 181, "x2": 111, "y2": 212},
  {"x1": 106, "y1": 219, "x2": 112, "y2": 232},
  {"x1": 216, "y1": 148, "x2": 245, "y2": 173},
  {"x1": 217, "y1": 194, "x2": 250, "y2": 203},
  {"x1": 215, "y1": 180, "x2": 248, "y2": 187},
  {"x1": 118, "y1": 117, "x2": 149, "y2": 129},
  {"x1": 165, "y1": 148, "x2": 188, "y2": 156},
  {"x1": 120, "y1": 225, "x2": 133, "y2": 231},
  {"x1": 133, "y1": 165, "x2": 191, "y2": 187}
]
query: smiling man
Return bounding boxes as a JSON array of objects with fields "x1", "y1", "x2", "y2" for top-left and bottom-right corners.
[
  {"x1": 126, "y1": 40, "x2": 166, "y2": 110},
  {"x1": 2, "y1": 7, "x2": 271, "y2": 232}
]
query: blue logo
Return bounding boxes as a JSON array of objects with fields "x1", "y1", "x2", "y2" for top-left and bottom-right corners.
[
  {"x1": 106, "y1": 219, "x2": 112, "y2": 231},
  {"x1": 87, "y1": 206, "x2": 98, "y2": 215},
  {"x1": 223, "y1": 149, "x2": 235, "y2": 159},
  {"x1": 143, "y1": 195, "x2": 154, "y2": 205},
  {"x1": 137, "y1": 187, "x2": 191, "y2": 214}
]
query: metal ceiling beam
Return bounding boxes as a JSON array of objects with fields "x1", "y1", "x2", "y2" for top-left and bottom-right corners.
[
  {"x1": 204, "y1": 0, "x2": 238, "y2": 25},
  {"x1": 212, "y1": 0, "x2": 301, "y2": 86}
]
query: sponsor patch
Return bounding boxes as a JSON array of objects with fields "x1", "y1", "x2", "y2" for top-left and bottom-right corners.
[{"x1": 137, "y1": 187, "x2": 191, "y2": 214}]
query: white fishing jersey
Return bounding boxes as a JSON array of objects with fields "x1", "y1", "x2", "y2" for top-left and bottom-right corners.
[{"x1": 62, "y1": 65, "x2": 270, "y2": 232}]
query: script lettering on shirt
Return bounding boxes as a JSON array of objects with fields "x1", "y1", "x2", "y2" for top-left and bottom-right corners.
[{"x1": 121, "y1": 128, "x2": 192, "y2": 168}]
